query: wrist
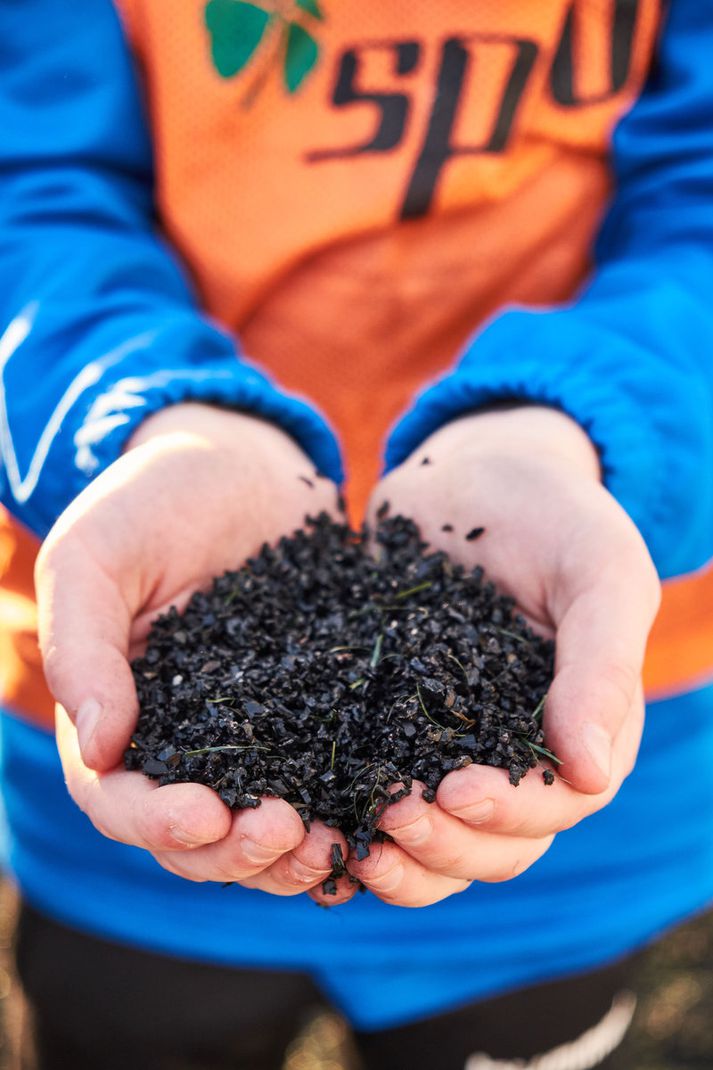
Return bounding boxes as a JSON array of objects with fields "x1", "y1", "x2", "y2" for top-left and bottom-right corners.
[{"x1": 421, "y1": 406, "x2": 601, "y2": 482}]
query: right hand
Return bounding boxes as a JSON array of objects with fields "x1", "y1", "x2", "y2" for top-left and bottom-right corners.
[
  {"x1": 347, "y1": 408, "x2": 660, "y2": 907},
  {"x1": 37, "y1": 403, "x2": 355, "y2": 904}
]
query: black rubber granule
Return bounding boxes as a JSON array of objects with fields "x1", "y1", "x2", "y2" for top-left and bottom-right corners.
[{"x1": 126, "y1": 513, "x2": 556, "y2": 877}]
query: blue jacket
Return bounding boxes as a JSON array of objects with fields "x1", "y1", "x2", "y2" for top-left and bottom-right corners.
[{"x1": 0, "y1": 0, "x2": 712, "y2": 1029}]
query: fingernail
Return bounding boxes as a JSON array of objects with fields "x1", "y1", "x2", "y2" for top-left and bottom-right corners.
[
  {"x1": 583, "y1": 722, "x2": 612, "y2": 781},
  {"x1": 449, "y1": 799, "x2": 495, "y2": 824},
  {"x1": 391, "y1": 814, "x2": 432, "y2": 847},
  {"x1": 75, "y1": 698, "x2": 102, "y2": 754},
  {"x1": 241, "y1": 838, "x2": 283, "y2": 865}
]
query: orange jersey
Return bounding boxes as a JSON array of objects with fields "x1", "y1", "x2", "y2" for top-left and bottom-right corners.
[
  {"x1": 117, "y1": 0, "x2": 659, "y2": 511},
  {"x1": 2, "y1": 0, "x2": 713, "y2": 728}
]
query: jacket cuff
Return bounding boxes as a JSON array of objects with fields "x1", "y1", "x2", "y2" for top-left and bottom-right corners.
[
  {"x1": 386, "y1": 305, "x2": 710, "y2": 579},
  {"x1": 7, "y1": 325, "x2": 342, "y2": 539}
]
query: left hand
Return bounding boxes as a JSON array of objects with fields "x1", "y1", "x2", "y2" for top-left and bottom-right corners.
[
  {"x1": 348, "y1": 406, "x2": 661, "y2": 907},
  {"x1": 39, "y1": 404, "x2": 355, "y2": 905}
]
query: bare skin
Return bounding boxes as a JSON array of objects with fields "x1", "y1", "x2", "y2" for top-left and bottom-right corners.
[
  {"x1": 39, "y1": 404, "x2": 355, "y2": 905},
  {"x1": 38, "y1": 403, "x2": 660, "y2": 909},
  {"x1": 347, "y1": 407, "x2": 661, "y2": 906}
]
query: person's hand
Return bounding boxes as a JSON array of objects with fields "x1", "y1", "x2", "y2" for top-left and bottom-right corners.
[
  {"x1": 38, "y1": 403, "x2": 355, "y2": 904},
  {"x1": 348, "y1": 406, "x2": 661, "y2": 907}
]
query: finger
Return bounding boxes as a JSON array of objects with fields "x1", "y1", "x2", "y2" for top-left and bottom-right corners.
[
  {"x1": 348, "y1": 841, "x2": 470, "y2": 907},
  {"x1": 151, "y1": 798, "x2": 306, "y2": 884},
  {"x1": 546, "y1": 558, "x2": 656, "y2": 793},
  {"x1": 438, "y1": 690, "x2": 645, "y2": 838},
  {"x1": 239, "y1": 822, "x2": 349, "y2": 896},
  {"x1": 309, "y1": 874, "x2": 359, "y2": 907},
  {"x1": 378, "y1": 784, "x2": 553, "y2": 880},
  {"x1": 37, "y1": 535, "x2": 137, "y2": 771},
  {"x1": 56, "y1": 706, "x2": 232, "y2": 850}
]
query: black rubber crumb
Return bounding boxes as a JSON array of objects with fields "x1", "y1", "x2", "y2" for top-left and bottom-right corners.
[
  {"x1": 330, "y1": 843, "x2": 346, "y2": 878},
  {"x1": 441, "y1": 524, "x2": 454, "y2": 533},
  {"x1": 126, "y1": 512, "x2": 556, "y2": 892},
  {"x1": 466, "y1": 527, "x2": 486, "y2": 541}
]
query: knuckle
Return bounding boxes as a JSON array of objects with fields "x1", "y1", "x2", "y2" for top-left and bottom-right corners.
[
  {"x1": 41, "y1": 643, "x2": 75, "y2": 692},
  {"x1": 214, "y1": 847, "x2": 266, "y2": 883},
  {"x1": 212, "y1": 859, "x2": 256, "y2": 884},
  {"x1": 90, "y1": 818, "x2": 120, "y2": 843},
  {"x1": 428, "y1": 849, "x2": 472, "y2": 877},
  {"x1": 392, "y1": 880, "x2": 470, "y2": 908},
  {"x1": 618, "y1": 534, "x2": 661, "y2": 620},
  {"x1": 479, "y1": 867, "x2": 519, "y2": 884},
  {"x1": 479, "y1": 846, "x2": 546, "y2": 884},
  {"x1": 284, "y1": 859, "x2": 330, "y2": 888},
  {"x1": 388, "y1": 894, "x2": 436, "y2": 908},
  {"x1": 78, "y1": 777, "x2": 108, "y2": 826},
  {"x1": 152, "y1": 854, "x2": 206, "y2": 883},
  {"x1": 556, "y1": 812, "x2": 584, "y2": 833},
  {"x1": 388, "y1": 814, "x2": 432, "y2": 848},
  {"x1": 362, "y1": 863, "x2": 404, "y2": 894},
  {"x1": 234, "y1": 849, "x2": 274, "y2": 880},
  {"x1": 601, "y1": 661, "x2": 639, "y2": 715},
  {"x1": 136, "y1": 801, "x2": 175, "y2": 850},
  {"x1": 244, "y1": 877, "x2": 299, "y2": 897},
  {"x1": 544, "y1": 803, "x2": 588, "y2": 834},
  {"x1": 606, "y1": 659, "x2": 639, "y2": 696}
]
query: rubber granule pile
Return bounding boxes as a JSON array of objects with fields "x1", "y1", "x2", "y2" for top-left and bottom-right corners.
[{"x1": 126, "y1": 513, "x2": 556, "y2": 868}]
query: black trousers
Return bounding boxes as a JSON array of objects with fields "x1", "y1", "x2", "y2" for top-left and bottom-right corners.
[{"x1": 14, "y1": 901, "x2": 636, "y2": 1070}]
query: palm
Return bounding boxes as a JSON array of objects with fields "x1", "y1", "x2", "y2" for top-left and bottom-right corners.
[
  {"x1": 116, "y1": 432, "x2": 336, "y2": 653},
  {"x1": 39, "y1": 406, "x2": 355, "y2": 905},
  {"x1": 369, "y1": 413, "x2": 657, "y2": 792},
  {"x1": 341, "y1": 409, "x2": 660, "y2": 907},
  {"x1": 372, "y1": 452, "x2": 575, "y2": 638}
]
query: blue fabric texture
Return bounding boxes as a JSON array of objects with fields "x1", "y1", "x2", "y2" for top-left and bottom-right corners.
[
  {"x1": 0, "y1": 1, "x2": 342, "y2": 540},
  {"x1": 2, "y1": 686, "x2": 712, "y2": 1030},
  {"x1": 1, "y1": 0, "x2": 713, "y2": 1035},
  {"x1": 387, "y1": 0, "x2": 713, "y2": 581}
]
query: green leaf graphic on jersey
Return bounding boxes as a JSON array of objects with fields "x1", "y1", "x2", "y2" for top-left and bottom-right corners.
[
  {"x1": 295, "y1": 0, "x2": 324, "y2": 20},
  {"x1": 284, "y1": 22, "x2": 319, "y2": 93},
  {"x1": 205, "y1": 0, "x2": 323, "y2": 95},
  {"x1": 205, "y1": 0, "x2": 272, "y2": 79}
]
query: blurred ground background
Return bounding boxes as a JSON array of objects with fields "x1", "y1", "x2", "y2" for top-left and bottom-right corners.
[{"x1": 0, "y1": 879, "x2": 710, "y2": 1069}]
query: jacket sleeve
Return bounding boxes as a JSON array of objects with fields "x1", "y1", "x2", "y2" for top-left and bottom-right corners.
[
  {"x1": 386, "y1": 0, "x2": 713, "y2": 581},
  {"x1": 0, "y1": 1, "x2": 341, "y2": 540}
]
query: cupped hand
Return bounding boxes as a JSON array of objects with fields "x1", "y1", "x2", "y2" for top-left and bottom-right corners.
[
  {"x1": 38, "y1": 403, "x2": 355, "y2": 904},
  {"x1": 348, "y1": 406, "x2": 661, "y2": 907}
]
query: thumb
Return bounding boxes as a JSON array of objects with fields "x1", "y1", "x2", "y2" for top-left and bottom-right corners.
[
  {"x1": 544, "y1": 566, "x2": 658, "y2": 794},
  {"x1": 36, "y1": 536, "x2": 138, "y2": 772}
]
